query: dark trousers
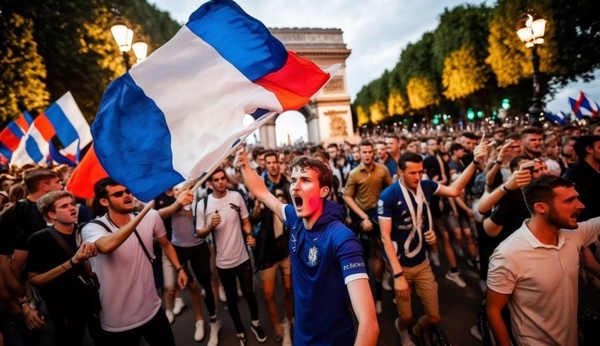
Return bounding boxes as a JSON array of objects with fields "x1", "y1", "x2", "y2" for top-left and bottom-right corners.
[
  {"x1": 217, "y1": 259, "x2": 259, "y2": 334},
  {"x1": 103, "y1": 308, "x2": 174, "y2": 346},
  {"x1": 173, "y1": 242, "x2": 216, "y2": 316}
]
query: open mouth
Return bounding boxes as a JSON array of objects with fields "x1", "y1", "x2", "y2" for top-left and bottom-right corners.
[
  {"x1": 571, "y1": 212, "x2": 580, "y2": 219},
  {"x1": 124, "y1": 198, "x2": 133, "y2": 205},
  {"x1": 293, "y1": 195, "x2": 303, "y2": 208}
]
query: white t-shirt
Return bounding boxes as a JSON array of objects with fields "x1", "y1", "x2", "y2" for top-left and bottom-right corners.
[
  {"x1": 82, "y1": 210, "x2": 166, "y2": 332},
  {"x1": 171, "y1": 209, "x2": 203, "y2": 247},
  {"x1": 196, "y1": 190, "x2": 249, "y2": 269},
  {"x1": 487, "y1": 217, "x2": 600, "y2": 346}
]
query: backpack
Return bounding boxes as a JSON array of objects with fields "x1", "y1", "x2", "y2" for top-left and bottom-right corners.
[{"x1": 470, "y1": 171, "x2": 486, "y2": 199}]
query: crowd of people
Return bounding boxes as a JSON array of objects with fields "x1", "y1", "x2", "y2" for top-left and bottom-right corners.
[{"x1": 0, "y1": 120, "x2": 599, "y2": 346}]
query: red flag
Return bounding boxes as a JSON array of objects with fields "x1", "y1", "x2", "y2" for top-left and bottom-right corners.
[{"x1": 66, "y1": 145, "x2": 108, "y2": 199}]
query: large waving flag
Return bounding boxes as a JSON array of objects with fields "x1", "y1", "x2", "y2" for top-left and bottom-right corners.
[
  {"x1": 85, "y1": 0, "x2": 337, "y2": 201},
  {"x1": 10, "y1": 114, "x2": 56, "y2": 165},
  {"x1": 43, "y1": 92, "x2": 92, "y2": 160},
  {"x1": 0, "y1": 111, "x2": 33, "y2": 160},
  {"x1": 570, "y1": 91, "x2": 600, "y2": 119}
]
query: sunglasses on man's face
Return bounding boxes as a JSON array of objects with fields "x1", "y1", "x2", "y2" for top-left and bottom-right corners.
[{"x1": 109, "y1": 189, "x2": 132, "y2": 198}]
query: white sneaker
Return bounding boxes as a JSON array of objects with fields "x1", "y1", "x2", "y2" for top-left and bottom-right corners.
[
  {"x1": 219, "y1": 284, "x2": 227, "y2": 302},
  {"x1": 165, "y1": 309, "x2": 174, "y2": 324},
  {"x1": 395, "y1": 318, "x2": 416, "y2": 346},
  {"x1": 195, "y1": 320, "x2": 205, "y2": 341},
  {"x1": 445, "y1": 271, "x2": 466, "y2": 288},
  {"x1": 375, "y1": 300, "x2": 382, "y2": 314},
  {"x1": 207, "y1": 319, "x2": 221, "y2": 346},
  {"x1": 430, "y1": 252, "x2": 441, "y2": 267},
  {"x1": 281, "y1": 318, "x2": 292, "y2": 346},
  {"x1": 382, "y1": 271, "x2": 393, "y2": 291},
  {"x1": 173, "y1": 297, "x2": 186, "y2": 315}
]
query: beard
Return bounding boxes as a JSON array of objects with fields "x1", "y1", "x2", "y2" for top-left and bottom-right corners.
[{"x1": 546, "y1": 204, "x2": 578, "y2": 230}]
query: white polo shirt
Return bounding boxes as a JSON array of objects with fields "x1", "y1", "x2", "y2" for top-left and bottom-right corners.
[{"x1": 487, "y1": 217, "x2": 600, "y2": 346}]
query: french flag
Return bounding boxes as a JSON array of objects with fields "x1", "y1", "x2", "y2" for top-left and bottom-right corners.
[
  {"x1": 0, "y1": 112, "x2": 33, "y2": 160},
  {"x1": 569, "y1": 91, "x2": 600, "y2": 119},
  {"x1": 10, "y1": 114, "x2": 56, "y2": 165},
  {"x1": 43, "y1": 92, "x2": 92, "y2": 159},
  {"x1": 544, "y1": 111, "x2": 567, "y2": 125},
  {"x1": 84, "y1": 0, "x2": 337, "y2": 201}
]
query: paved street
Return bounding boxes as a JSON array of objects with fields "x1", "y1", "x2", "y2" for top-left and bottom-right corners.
[
  {"x1": 34, "y1": 254, "x2": 484, "y2": 346},
  {"x1": 167, "y1": 255, "x2": 483, "y2": 346}
]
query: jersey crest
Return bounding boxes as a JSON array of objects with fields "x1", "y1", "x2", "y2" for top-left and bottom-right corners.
[{"x1": 307, "y1": 246, "x2": 319, "y2": 267}]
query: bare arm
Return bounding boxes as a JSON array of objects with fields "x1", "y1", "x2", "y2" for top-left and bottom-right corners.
[
  {"x1": 235, "y1": 148, "x2": 283, "y2": 221},
  {"x1": 486, "y1": 288, "x2": 512, "y2": 346},
  {"x1": 29, "y1": 243, "x2": 97, "y2": 287},
  {"x1": 483, "y1": 217, "x2": 504, "y2": 237},
  {"x1": 94, "y1": 201, "x2": 155, "y2": 254},
  {"x1": 437, "y1": 143, "x2": 489, "y2": 197},
  {"x1": 157, "y1": 190, "x2": 193, "y2": 219},
  {"x1": 347, "y1": 278, "x2": 379, "y2": 346},
  {"x1": 478, "y1": 170, "x2": 531, "y2": 215},
  {"x1": 157, "y1": 235, "x2": 187, "y2": 289}
]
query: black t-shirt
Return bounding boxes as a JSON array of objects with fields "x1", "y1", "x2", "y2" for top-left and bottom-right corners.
[
  {"x1": 0, "y1": 199, "x2": 47, "y2": 255},
  {"x1": 154, "y1": 193, "x2": 176, "y2": 241},
  {"x1": 26, "y1": 226, "x2": 89, "y2": 314}
]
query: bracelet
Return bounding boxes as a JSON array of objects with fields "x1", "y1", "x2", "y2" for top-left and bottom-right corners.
[
  {"x1": 69, "y1": 258, "x2": 76, "y2": 267},
  {"x1": 501, "y1": 185, "x2": 511, "y2": 193},
  {"x1": 19, "y1": 297, "x2": 29, "y2": 307},
  {"x1": 472, "y1": 160, "x2": 480, "y2": 166},
  {"x1": 177, "y1": 266, "x2": 184, "y2": 272},
  {"x1": 394, "y1": 272, "x2": 404, "y2": 278},
  {"x1": 61, "y1": 263, "x2": 68, "y2": 271},
  {"x1": 495, "y1": 160, "x2": 502, "y2": 165}
]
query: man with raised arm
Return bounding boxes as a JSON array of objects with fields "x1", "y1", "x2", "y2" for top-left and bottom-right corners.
[
  {"x1": 236, "y1": 148, "x2": 379, "y2": 346},
  {"x1": 378, "y1": 141, "x2": 488, "y2": 346}
]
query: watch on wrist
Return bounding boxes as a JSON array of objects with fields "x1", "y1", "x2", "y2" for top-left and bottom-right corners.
[
  {"x1": 472, "y1": 159, "x2": 480, "y2": 166},
  {"x1": 394, "y1": 272, "x2": 404, "y2": 278},
  {"x1": 495, "y1": 160, "x2": 502, "y2": 165}
]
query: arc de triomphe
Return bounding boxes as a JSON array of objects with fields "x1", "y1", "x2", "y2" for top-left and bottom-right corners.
[{"x1": 257, "y1": 28, "x2": 355, "y2": 147}]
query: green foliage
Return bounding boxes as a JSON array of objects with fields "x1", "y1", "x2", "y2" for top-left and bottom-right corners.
[
  {"x1": 0, "y1": 12, "x2": 49, "y2": 122},
  {"x1": 353, "y1": 0, "x2": 600, "y2": 125},
  {"x1": 442, "y1": 43, "x2": 488, "y2": 101},
  {"x1": 0, "y1": 0, "x2": 180, "y2": 122}
]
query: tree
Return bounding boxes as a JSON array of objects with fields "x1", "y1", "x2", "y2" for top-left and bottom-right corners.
[
  {"x1": 387, "y1": 88, "x2": 408, "y2": 116},
  {"x1": 398, "y1": 33, "x2": 440, "y2": 121},
  {"x1": 356, "y1": 105, "x2": 369, "y2": 126},
  {"x1": 485, "y1": 0, "x2": 559, "y2": 88},
  {"x1": 0, "y1": 12, "x2": 49, "y2": 122}
]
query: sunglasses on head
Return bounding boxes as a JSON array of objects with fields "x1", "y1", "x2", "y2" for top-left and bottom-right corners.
[{"x1": 109, "y1": 189, "x2": 132, "y2": 198}]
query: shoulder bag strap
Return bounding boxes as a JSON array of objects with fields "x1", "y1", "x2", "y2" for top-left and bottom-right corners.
[
  {"x1": 47, "y1": 227, "x2": 76, "y2": 257},
  {"x1": 89, "y1": 218, "x2": 154, "y2": 263}
]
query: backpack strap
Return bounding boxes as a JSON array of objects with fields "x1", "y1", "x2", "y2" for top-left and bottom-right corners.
[{"x1": 89, "y1": 218, "x2": 154, "y2": 264}]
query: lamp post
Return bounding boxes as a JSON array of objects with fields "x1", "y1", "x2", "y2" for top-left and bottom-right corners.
[
  {"x1": 110, "y1": 16, "x2": 148, "y2": 70},
  {"x1": 516, "y1": 10, "x2": 547, "y2": 126}
]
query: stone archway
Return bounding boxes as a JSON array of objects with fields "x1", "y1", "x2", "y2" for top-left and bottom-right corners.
[{"x1": 255, "y1": 28, "x2": 356, "y2": 146}]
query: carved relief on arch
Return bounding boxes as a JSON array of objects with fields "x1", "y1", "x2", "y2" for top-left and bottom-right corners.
[{"x1": 324, "y1": 109, "x2": 349, "y2": 137}]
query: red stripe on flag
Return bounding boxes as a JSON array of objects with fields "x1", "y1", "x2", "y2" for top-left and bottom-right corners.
[
  {"x1": 0, "y1": 128, "x2": 22, "y2": 151},
  {"x1": 15, "y1": 115, "x2": 30, "y2": 132},
  {"x1": 255, "y1": 52, "x2": 330, "y2": 111},
  {"x1": 574, "y1": 91, "x2": 585, "y2": 116},
  {"x1": 66, "y1": 145, "x2": 108, "y2": 199},
  {"x1": 34, "y1": 113, "x2": 56, "y2": 142}
]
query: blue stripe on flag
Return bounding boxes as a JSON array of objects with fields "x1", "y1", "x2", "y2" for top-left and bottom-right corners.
[
  {"x1": 25, "y1": 136, "x2": 44, "y2": 163},
  {"x1": 45, "y1": 103, "x2": 79, "y2": 145},
  {"x1": 22, "y1": 111, "x2": 33, "y2": 125},
  {"x1": 0, "y1": 143, "x2": 12, "y2": 159},
  {"x1": 92, "y1": 73, "x2": 185, "y2": 201},
  {"x1": 7, "y1": 122, "x2": 25, "y2": 138},
  {"x1": 186, "y1": 0, "x2": 287, "y2": 82}
]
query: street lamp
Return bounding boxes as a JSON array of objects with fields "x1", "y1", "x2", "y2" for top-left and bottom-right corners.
[
  {"x1": 132, "y1": 35, "x2": 148, "y2": 63},
  {"x1": 110, "y1": 16, "x2": 148, "y2": 70},
  {"x1": 516, "y1": 10, "x2": 547, "y2": 126}
]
